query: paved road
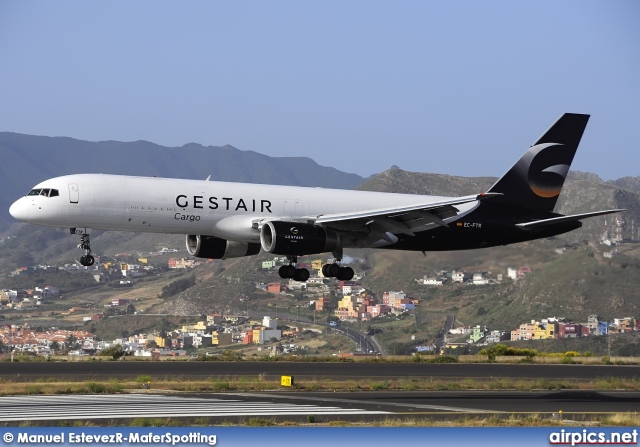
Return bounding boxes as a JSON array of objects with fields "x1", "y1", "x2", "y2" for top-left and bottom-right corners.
[
  {"x1": 1, "y1": 390, "x2": 637, "y2": 423},
  {"x1": 2, "y1": 361, "x2": 639, "y2": 381},
  {"x1": 333, "y1": 326, "x2": 379, "y2": 353},
  {"x1": 434, "y1": 315, "x2": 455, "y2": 351}
]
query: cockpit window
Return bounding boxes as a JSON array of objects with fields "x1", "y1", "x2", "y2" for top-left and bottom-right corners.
[{"x1": 27, "y1": 188, "x2": 59, "y2": 197}]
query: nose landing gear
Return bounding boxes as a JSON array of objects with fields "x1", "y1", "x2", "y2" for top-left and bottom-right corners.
[{"x1": 71, "y1": 228, "x2": 95, "y2": 267}]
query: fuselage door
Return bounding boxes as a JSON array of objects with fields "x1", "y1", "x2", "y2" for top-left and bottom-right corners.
[{"x1": 69, "y1": 183, "x2": 79, "y2": 204}]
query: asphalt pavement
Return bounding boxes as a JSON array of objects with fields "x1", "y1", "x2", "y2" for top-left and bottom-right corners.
[{"x1": 2, "y1": 361, "x2": 639, "y2": 381}]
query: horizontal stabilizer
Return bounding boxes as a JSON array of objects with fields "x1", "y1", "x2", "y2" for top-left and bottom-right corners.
[{"x1": 516, "y1": 209, "x2": 625, "y2": 229}]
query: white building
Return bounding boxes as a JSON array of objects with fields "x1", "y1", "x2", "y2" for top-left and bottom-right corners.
[
  {"x1": 485, "y1": 330, "x2": 508, "y2": 344},
  {"x1": 419, "y1": 276, "x2": 444, "y2": 286},
  {"x1": 253, "y1": 328, "x2": 282, "y2": 344},
  {"x1": 472, "y1": 273, "x2": 488, "y2": 285},
  {"x1": 35, "y1": 286, "x2": 59, "y2": 297},
  {"x1": 449, "y1": 327, "x2": 473, "y2": 335},
  {"x1": 263, "y1": 316, "x2": 277, "y2": 330},
  {"x1": 451, "y1": 271, "x2": 465, "y2": 283}
]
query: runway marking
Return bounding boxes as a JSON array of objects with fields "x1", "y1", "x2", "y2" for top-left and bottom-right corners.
[
  {"x1": 0, "y1": 394, "x2": 391, "y2": 421},
  {"x1": 227, "y1": 392, "x2": 501, "y2": 414}
]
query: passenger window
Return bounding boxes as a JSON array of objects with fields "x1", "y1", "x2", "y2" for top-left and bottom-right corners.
[
  {"x1": 28, "y1": 189, "x2": 42, "y2": 196},
  {"x1": 49, "y1": 189, "x2": 59, "y2": 197}
]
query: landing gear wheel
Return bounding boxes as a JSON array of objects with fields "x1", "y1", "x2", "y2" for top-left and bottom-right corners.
[
  {"x1": 279, "y1": 265, "x2": 296, "y2": 279},
  {"x1": 293, "y1": 268, "x2": 310, "y2": 282},
  {"x1": 338, "y1": 266, "x2": 354, "y2": 281},
  {"x1": 325, "y1": 263, "x2": 340, "y2": 277},
  {"x1": 75, "y1": 230, "x2": 95, "y2": 267}
]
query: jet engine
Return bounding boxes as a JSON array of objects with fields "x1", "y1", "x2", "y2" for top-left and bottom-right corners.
[
  {"x1": 186, "y1": 235, "x2": 260, "y2": 259},
  {"x1": 260, "y1": 221, "x2": 340, "y2": 255}
]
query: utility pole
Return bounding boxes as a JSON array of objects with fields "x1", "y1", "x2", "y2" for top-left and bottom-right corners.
[{"x1": 8, "y1": 325, "x2": 12, "y2": 361}]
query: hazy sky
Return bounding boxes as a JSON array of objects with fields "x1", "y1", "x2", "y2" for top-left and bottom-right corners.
[{"x1": 1, "y1": 1, "x2": 639, "y2": 180}]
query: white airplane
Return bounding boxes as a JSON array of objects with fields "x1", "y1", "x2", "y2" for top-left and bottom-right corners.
[{"x1": 9, "y1": 113, "x2": 623, "y2": 282}]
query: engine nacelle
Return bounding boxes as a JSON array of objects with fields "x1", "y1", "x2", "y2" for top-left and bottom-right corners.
[
  {"x1": 260, "y1": 221, "x2": 340, "y2": 255},
  {"x1": 186, "y1": 235, "x2": 260, "y2": 259}
]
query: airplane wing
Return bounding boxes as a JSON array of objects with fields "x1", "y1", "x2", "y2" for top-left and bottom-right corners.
[
  {"x1": 515, "y1": 209, "x2": 625, "y2": 230},
  {"x1": 310, "y1": 192, "x2": 501, "y2": 245}
]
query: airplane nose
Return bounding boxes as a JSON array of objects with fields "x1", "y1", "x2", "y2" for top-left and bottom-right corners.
[{"x1": 9, "y1": 199, "x2": 29, "y2": 222}]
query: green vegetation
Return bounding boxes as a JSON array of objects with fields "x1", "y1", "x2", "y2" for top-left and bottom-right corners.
[
  {"x1": 98, "y1": 344, "x2": 125, "y2": 360},
  {"x1": 159, "y1": 275, "x2": 196, "y2": 298},
  {"x1": 245, "y1": 418, "x2": 276, "y2": 427},
  {"x1": 0, "y1": 270, "x2": 98, "y2": 294},
  {"x1": 480, "y1": 344, "x2": 539, "y2": 360},
  {"x1": 0, "y1": 374, "x2": 638, "y2": 397}
]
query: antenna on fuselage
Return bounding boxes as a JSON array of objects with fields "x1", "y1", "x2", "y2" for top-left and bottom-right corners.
[{"x1": 205, "y1": 175, "x2": 211, "y2": 181}]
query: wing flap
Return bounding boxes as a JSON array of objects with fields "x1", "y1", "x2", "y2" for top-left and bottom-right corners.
[{"x1": 305, "y1": 192, "x2": 502, "y2": 247}]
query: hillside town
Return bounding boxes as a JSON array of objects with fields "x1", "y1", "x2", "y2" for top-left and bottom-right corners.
[
  {"x1": 0, "y1": 314, "x2": 308, "y2": 358},
  {"x1": 444, "y1": 316, "x2": 640, "y2": 352},
  {"x1": 1, "y1": 233, "x2": 640, "y2": 359}
]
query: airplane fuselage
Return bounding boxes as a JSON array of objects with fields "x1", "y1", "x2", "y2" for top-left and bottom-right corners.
[
  {"x1": 8, "y1": 173, "x2": 581, "y2": 253},
  {"x1": 10, "y1": 174, "x2": 483, "y2": 247}
]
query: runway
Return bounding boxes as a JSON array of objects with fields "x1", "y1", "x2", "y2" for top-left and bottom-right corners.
[
  {"x1": 2, "y1": 361, "x2": 639, "y2": 381},
  {"x1": 2, "y1": 362, "x2": 637, "y2": 423},
  {"x1": 0, "y1": 393, "x2": 390, "y2": 422},
  {"x1": 0, "y1": 390, "x2": 637, "y2": 423}
]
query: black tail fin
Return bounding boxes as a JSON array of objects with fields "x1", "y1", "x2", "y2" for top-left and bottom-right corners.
[{"x1": 486, "y1": 113, "x2": 590, "y2": 212}]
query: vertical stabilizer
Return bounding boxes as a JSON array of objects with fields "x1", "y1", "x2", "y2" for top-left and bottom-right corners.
[{"x1": 487, "y1": 113, "x2": 590, "y2": 212}]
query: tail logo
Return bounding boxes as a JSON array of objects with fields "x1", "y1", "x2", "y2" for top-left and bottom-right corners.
[{"x1": 527, "y1": 143, "x2": 571, "y2": 199}]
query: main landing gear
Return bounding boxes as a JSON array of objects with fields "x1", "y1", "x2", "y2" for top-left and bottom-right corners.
[
  {"x1": 322, "y1": 262, "x2": 354, "y2": 281},
  {"x1": 278, "y1": 254, "x2": 355, "y2": 282},
  {"x1": 278, "y1": 255, "x2": 310, "y2": 282},
  {"x1": 71, "y1": 228, "x2": 95, "y2": 267}
]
